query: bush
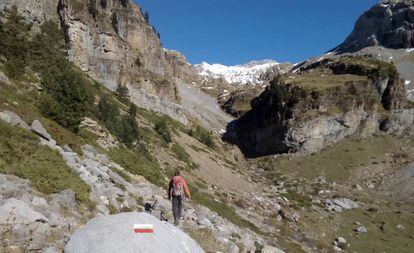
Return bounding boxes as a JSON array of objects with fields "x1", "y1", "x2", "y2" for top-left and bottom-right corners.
[
  {"x1": 118, "y1": 104, "x2": 139, "y2": 147},
  {"x1": 115, "y1": 83, "x2": 129, "y2": 102},
  {"x1": 171, "y1": 143, "x2": 191, "y2": 165},
  {"x1": 155, "y1": 117, "x2": 172, "y2": 143},
  {"x1": 111, "y1": 12, "x2": 118, "y2": 34},
  {"x1": 109, "y1": 146, "x2": 164, "y2": 186},
  {"x1": 88, "y1": 0, "x2": 98, "y2": 20},
  {"x1": 188, "y1": 125, "x2": 215, "y2": 148},
  {"x1": 39, "y1": 58, "x2": 94, "y2": 132},
  {"x1": 100, "y1": 0, "x2": 107, "y2": 8},
  {"x1": 119, "y1": 0, "x2": 129, "y2": 8},
  {"x1": 0, "y1": 13, "x2": 94, "y2": 132},
  {"x1": 96, "y1": 96, "x2": 139, "y2": 146},
  {"x1": 0, "y1": 6, "x2": 31, "y2": 79}
]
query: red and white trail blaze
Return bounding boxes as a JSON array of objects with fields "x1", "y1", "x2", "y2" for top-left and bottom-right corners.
[{"x1": 133, "y1": 224, "x2": 154, "y2": 234}]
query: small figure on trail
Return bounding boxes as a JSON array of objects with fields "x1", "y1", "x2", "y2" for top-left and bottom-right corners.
[{"x1": 168, "y1": 171, "x2": 191, "y2": 226}]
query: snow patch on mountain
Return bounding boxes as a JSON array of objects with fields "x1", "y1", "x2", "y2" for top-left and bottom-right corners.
[{"x1": 195, "y1": 60, "x2": 282, "y2": 85}]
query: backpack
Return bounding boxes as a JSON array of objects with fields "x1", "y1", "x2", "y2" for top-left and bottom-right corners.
[{"x1": 172, "y1": 176, "x2": 184, "y2": 197}]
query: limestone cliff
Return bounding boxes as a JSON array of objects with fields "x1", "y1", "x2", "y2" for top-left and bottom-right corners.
[
  {"x1": 0, "y1": 0, "x2": 190, "y2": 123},
  {"x1": 223, "y1": 56, "x2": 412, "y2": 157},
  {"x1": 58, "y1": 0, "x2": 173, "y2": 95}
]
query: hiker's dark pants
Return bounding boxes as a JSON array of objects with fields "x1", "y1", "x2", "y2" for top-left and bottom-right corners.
[{"x1": 172, "y1": 196, "x2": 182, "y2": 222}]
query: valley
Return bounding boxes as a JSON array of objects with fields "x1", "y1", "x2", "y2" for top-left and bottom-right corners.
[{"x1": 0, "y1": 0, "x2": 414, "y2": 253}]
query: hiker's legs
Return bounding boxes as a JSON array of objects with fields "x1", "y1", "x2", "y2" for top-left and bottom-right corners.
[
  {"x1": 172, "y1": 196, "x2": 182, "y2": 225},
  {"x1": 177, "y1": 196, "x2": 182, "y2": 220},
  {"x1": 172, "y1": 196, "x2": 180, "y2": 222}
]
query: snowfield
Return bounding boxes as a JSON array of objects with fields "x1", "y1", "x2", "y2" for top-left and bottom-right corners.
[{"x1": 195, "y1": 60, "x2": 281, "y2": 85}]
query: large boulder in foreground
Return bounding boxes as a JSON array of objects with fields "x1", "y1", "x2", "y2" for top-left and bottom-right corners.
[{"x1": 65, "y1": 212, "x2": 204, "y2": 253}]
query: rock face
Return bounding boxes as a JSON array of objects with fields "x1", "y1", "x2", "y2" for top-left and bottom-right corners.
[
  {"x1": 334, "y1": 0, "x2": 414, "y2": 53},
  {"x1": 1, "y1": 0, "x2": 188, "y2": 123},
  {"x1": 58, "y1": 0, "x2": 172, "y2": 92},
  {"x1": 0, "y1": 174, "x2": 81, "y2": 251},
  {"x1": 0, "y1": 0, "x2": 60, "y2": 27},
  {"x1": 0, "y1": 198, "x2": 48, "y2": 225},
  {"x1": 0, "y1": 110, "x2": 30, "y2": 130},
  {"x1": 65, "y1": 212, "x2": 204, "y2": 253},
  {"x1": 223, "y1": 56, "x2": 411, "y2": 157}
]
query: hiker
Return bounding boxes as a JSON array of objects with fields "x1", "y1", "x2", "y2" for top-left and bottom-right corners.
[{"x1": 168, "y1": 171, "x2": 191, "y2": 225}]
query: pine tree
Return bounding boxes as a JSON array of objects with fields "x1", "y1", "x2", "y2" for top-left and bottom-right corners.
[
  {"x1": 116, "y1": 83, "x2": 129, "y2": 102},
  {"x1": 144, "y1": 11, "x2": 150, "y2": 23}
]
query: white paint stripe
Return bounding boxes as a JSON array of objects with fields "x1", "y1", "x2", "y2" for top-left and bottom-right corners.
[{"x1": 133, "y1": 224, "x2": 154, "y2": 229}]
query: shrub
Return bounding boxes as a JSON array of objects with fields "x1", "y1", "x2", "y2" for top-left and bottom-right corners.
[
  {"x1": 115, "y1": 83, "x2": 129, "y2": 102},
  {"x1": 0, "y1": 15, "x2": 94, "y2": 132},
  {"x1": 118, "y1": 104, "x2": 140, "y2": 147},
  {"x1": 96, "y1": 96, "x2": 139, "y2": 146},
  {"x1": 100, "y1": 0, "x2": 107, "y2": 8},
  {"x1": 111, "y1": 12, "x2": 118, "y2": 34},
  {"x1": 188, "y1": 125, "x2": 215, "y2": 148},
  {"x1": 119, "y1": 0, "x2": 129, "y2": 8},
  {"x1": 0, "y1": 6, "x2": 31, "y2": 79},
  {"x1": 109, "y1": 146, "x2": 164, "y2": 186},
  {"x1": 39, "y1": 58, "x2": 94, "y2": 132},
  {"x1": 171, "y1": 143, "x2": 191, "y2": 165},
  {"x1": 155, "y1": 117, "x2": 172, "y2": 143},
  {"x1": 88, "y1": 0, "x2": 98, "y2": 20}
]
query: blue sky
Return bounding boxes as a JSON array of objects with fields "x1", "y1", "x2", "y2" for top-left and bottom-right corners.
[{"x1": 136, "y1": 0, "x2": 379, "y2": 65}]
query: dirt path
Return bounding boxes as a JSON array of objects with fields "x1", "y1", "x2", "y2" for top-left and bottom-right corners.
[{"x1": 176, "y1": 131, "x2": 259, "y2": 195}]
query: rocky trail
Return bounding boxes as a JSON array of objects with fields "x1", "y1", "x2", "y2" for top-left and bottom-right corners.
[{"x1": 0, "y1": 109, "x2": 282, "y2": 252}]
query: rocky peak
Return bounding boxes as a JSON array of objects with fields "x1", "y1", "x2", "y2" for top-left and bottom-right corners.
[
  {"x1": 334, "y1": 0, "x2": 414, "y2": 53},
  {"x1": 195, "y1": 60, "x2": 288, "y2": 86}
]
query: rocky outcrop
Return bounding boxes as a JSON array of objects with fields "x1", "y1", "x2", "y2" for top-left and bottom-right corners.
[
  {"x1": 65, "y1": 212, "x2": 204, "y2": 253},
  {"x1": 223, "y1": 56, "x2": 412, "y2": 157},
  {"x1": 219, "y1": 87, "x2": 263, "y2": 118},
  {"x1": 128, "y1": 87, "x2": 189, "y2": 125},
  {"x1": 0, "y1": 174, "x2": 81, "y2": 251},
  {"x1": 0, "y1": 110, "x2": 30, "y2": 130},
  {"x1": 334, "y1": 0, "x2": 414, "y2": 53},
  {"x1": 1, "y1": 0, "x2": 189, "y2": 124},
  {"x1": 0, "y1": 0, "x2": 60, "y2": 28},
  {"x1": 164, "y1": 49, "x2": 200, "y2": 83},
  {"x1": 58, "y1": 0, "x2": 174, "y2": 97},
  {"x1": 1, "y1": 110, "x2": 277, "y2": 252}
]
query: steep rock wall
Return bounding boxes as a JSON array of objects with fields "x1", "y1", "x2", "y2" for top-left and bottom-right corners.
[{"x1": 223, "y1": 57, "x2": 412, "y2": 157}]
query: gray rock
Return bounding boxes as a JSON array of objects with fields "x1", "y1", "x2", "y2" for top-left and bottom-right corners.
[
  {"x1": 40, "y1": 137, "x2": 57, "y2": 149},
  {"x1": 31, "y1": 120, "x2": 52, "y2": 140},
  {"x1": 64, "y1": 212, "x2": 204, "y2": 253},
  {"x1": 82, "y1": 144, "x2": 98, "y2": 159},
  {"x1": 0, "y1": 71, "x2": 11, "y2": 85},
  {"x1": 334, "y1": 237, "x2": 347, "y2": 249},
  {"x1": 335, "y1": 1, "x2": 414, "y2": 53},
  {"x1": 355, "y1": 226, "x2": 367, "y2": 234},
  {"x1": 31, "y1": 196, "x2": 48, "y2": 214},
  {"x1": 152, "y1": 195, "x2": 171, "y2": 213},
  {"x1": 0, "y1": 110, "x2": 30, "y2": 129},
  {"x1": 262, "y1": 245, "x2": 286, "y2": 253},
  {"x1": 0, "y1": 198, "x2": 48, "y2": 225},
  {"x1": 328, "y1": 198, "x2": 359, "y2": 211},
  {"x1": 197, "y1": 217, "x2": 213, "y2": 227},
  {"x1": 43, "y1": 246, "x2": 58, "y2": 253},
  {"x1": 62, "y1": 145, "x2": 73, "y2": 153},
  {"x1": 396, "y1": 224, "x2": 405, "y2": 230},
  {"x1": 50, "y1": 190, "x2": 77, "y2": 212}
]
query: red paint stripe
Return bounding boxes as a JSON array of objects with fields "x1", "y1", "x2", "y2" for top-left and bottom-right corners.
[{"x1": 134, "y1": 229, "x2": 154, "y2": 234}]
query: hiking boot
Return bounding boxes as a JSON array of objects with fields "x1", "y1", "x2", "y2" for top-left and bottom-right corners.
[{"x1": 174, "y1": 220, "x2": 179, "y2": 226}]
